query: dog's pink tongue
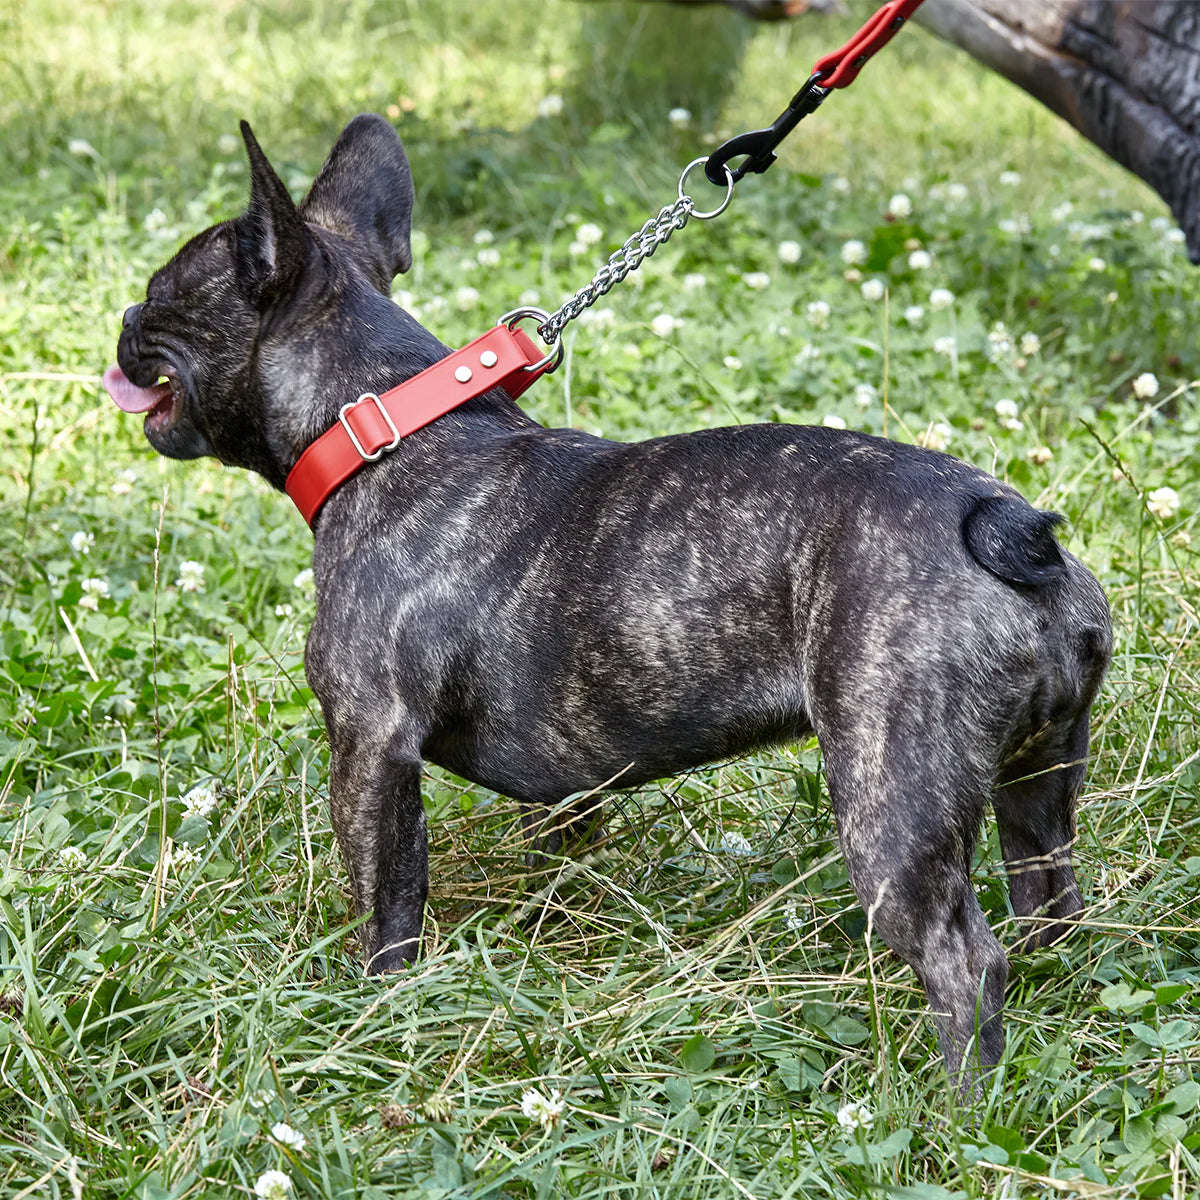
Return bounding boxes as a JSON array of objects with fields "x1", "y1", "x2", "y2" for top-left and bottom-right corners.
[{"x1": 103, "y1": 364, "x2": 172, "y2": 413}]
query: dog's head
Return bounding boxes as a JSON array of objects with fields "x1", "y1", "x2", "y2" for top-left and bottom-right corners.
[{"x1": 103, "y1": 115, "x2": 416, "y2": 486}]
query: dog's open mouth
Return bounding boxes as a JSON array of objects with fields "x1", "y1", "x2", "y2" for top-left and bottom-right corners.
[{"x1": 102, "y1": 364, "x2": 180, "y2": 433}]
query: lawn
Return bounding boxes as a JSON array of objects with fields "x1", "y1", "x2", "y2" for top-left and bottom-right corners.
[{"x1": 1, "y1": 1, "x2": 1198, "y2": 1196}]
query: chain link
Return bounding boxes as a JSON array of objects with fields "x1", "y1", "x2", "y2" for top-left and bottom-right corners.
[{"x1": 537, "y1": 195, "x2": 696, "y2": 344}]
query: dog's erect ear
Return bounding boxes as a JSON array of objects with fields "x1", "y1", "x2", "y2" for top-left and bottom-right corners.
[
  {"x1": 236, "y1": 121, "x2": 313, "y2": 303},
  {"x1": 299, "y1": 114, "x2": 415, "y2": 292}
]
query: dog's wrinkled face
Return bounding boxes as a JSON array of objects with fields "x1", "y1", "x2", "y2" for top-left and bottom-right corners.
[
  {"x1": 104, "y1": 116, "x2": 416, "y2": 487},
  {"x1": 106, "y1": 222, "x2": 251, "y2": 463}
]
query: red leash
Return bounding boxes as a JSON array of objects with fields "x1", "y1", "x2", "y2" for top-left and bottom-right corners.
[{"x1": 285, "y1": 0, "x2": 926, "y2": 527}]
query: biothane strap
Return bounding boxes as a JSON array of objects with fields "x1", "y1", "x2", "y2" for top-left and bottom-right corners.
[{"x1": 285, "y1": 323, "x2": 549, "y2": 526}]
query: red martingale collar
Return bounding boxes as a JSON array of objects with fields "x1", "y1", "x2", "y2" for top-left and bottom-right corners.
[{"x1": 285, "y1": 323, "x2": 551, "y2": 526}]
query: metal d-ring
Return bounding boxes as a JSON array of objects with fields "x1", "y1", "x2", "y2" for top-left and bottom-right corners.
[
  {"x1": 678, "y1": 157, "x2": 735, "y2": 220},
  {"x1": 498, "y1": 306, "x2": 565, "y2": 373}
]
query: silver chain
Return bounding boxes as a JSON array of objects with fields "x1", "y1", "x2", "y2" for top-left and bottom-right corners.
[
  {"x1": 537, "y1": 195, "x2": 697, "y2": 343},
  {"x1": 533, "y1": 157, "x2": 736, "y2": 347}
]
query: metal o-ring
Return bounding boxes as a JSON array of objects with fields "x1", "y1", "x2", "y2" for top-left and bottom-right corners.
[
  {"x1": 678, "y1": 157, "x2": 735, "y2": 220},
  {"x1": 497, "y1": 306, "x2": 565, "y2": 373}
]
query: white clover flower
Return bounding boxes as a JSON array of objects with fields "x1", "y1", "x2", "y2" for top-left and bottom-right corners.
[
  {"x1": 143, "y1": 208, "x2": 170, "y2": 233},
  {"x1": 274, "y1": 603, "x2": 294, "y2": 619},
  {"x1": 718, "y1": 829, "x2": 754, "y2": 856},
  {"x1": 667, "y1": 107, "x2": 691, "y2": 128},
  {"x1": 254, "y1": 1171, "x2": 292, "y2": 1200},
  {"x1": 58, "y1": 845, "x2": 87, "y2": 872},
  {"x1": 537, "y1": 94, "x2": 564, "y2": 118},
  {"x1": 843, "y1": 268, "x2": 863, "y2": 284},
  {"x1": 271, "y1": 1122, "x2": 307, "y2": 1152},
  {"x1": 822, "y1": 414, "x2": 847, "y2": 430},
  {"x1": 1146, "y1": 486, "x2": 1181, "y2": 520},
  {"x1": 997, "y1": 216, "x2": 1031, "y2": 236},
  {"x1": 854, "y1": 383, "x2": 877, "y2": 408},
  {"x1": 1087, "y1": 256, "x2": 1107, "y2": 272},
  {"x1": 999, "y1": 169, "x2": 1022, "y2": 186},
  {"x1": 907, "y1": 249, "x2": 932, "y2": 271},
  {"x1": 723, "y1": 355, "x2": 742, "y2": 371},
  {"x1": 917, "y1": 422, "x2": 952, "y2": 451},
  {"x1": 79, "y1": 577, "x2": 110, "y2": 611},
  {"x1": 840, "y1": 239, "x2": 866, "y2": 266},
  {"x1": 860, "y1": 278, "x2": 884, "y2": 302},
  {"x1": 994, "y1": 398, "x2": 1020, "y2": 421},
  {"x1": 782, "y1": 901, "x2": 805, "y2": 932},
  {"x1": 70, "y1": 530, "x2": 94, "y2": 555},
  {"x1": 293, "y1": 568, "x2": 315, "y2": 591},
  {"x1": 928, "y1": 287, "x2": 954, "y2": 311},
  {"x1": 521, "y1": 1087, "x2": 566, "y2": 1131},
  {"x1": 455, "y1": 286, "x2": 480, "y2": 309},
  {"x1": 217, "y1": 132, "x2": 239, "y2": 156},
  {"x1": 14, "y1": 691, "x2": 38, "y2": 726},
  {"x1": 777, "y1": 240, "x2": 802, "y2": 265},
  {"x1": 830, "y1": 176, "x2": 851, "y2": 194},
  {"x1": 903, "y1": 305, "x2": 924, "y2": 325},
  {"x1": 578, "y1": 307, "x2": 615, "y2": 328},
  {"x1": 1150, "y1": 215, "x2": 1170, "y2": 232},
  {"x1": 1132, "y1": 372, "x2": 1160, "y2": 400},
  {"x1": 68, "y1": 137, "x2": 97, "y2": 158},
  {"x1": 1051, "y1": 201, "x2": 1073, "y2": 223},
  {"x1": 1027, "y1": 445, "x2": 1054, "y2": 465},
  {"x1": 805, "y1": 299, "x2": 831, "y2": 329},
  {"x1": 650, "y1": 313, "x2": 680, "y2": 338},
  {"x1": 887, "y1": 193, "x2": 912, "y2": 219},
  {"x1": 836, "y1": 1102, "x2": 875, "y2": 1132},
  {"x1": 1019, "y1": 332, "x2": 1040, "y2": 356},
  {"x1": 176, "y1": 560, "x2": 205, "y2": 593},
  {"x1": 1128, "y1": 209, "x2": 1144, "y2": 224},
  {"x1": 792, "y1": 344, "x2": 820, "y2": 365},
  {"x1": 181, "y1": 784, "x2": 218, "y2": 821},
  {"x1": 946, "y1": 182, "x2": 968, "y2": 202},
  {"x1": 473, "y1": 229, "x2": 495, "y2": 245},
  {"x1": 568, "y1": 240, "x2": 587, "y2": 256},
  {"x1": 111, "y1": 468, "x2": 137, "y2": 495},
  {"x1": 576, "y1": 222, "x2": 603, "y2": 246},
  {"x1": 742, "y1": 271, "x2": 770, "y2": 290},
  {"x1": 1166, "y1": 228, "x2": 1186, "y2": 245},
  {"x1": 476, "y1": 247, "x2": 500, "y2": 267},
  {"x1": 986, "y1": 322, "x2": 1013, "y2": 360},
  {"x1": 248, "y1": 1089, "x2": 276, "y2": 1110},
  {"x1": 682, "y1": 272, "x2": 707, "y2": 292},
  {"x1": 168, "y1": 841, "x2": 200, "y2": 871},
  {"x1": 514, "y1": 290, "x2": 540, "y2": 309}
]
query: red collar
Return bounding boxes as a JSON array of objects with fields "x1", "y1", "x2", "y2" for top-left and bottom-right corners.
[{"x1": 285, "y1": 323, "x2": 552, "y2": 526}]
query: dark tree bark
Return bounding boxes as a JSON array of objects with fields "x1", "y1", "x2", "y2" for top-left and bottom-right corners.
[{"x1": 914, "y1": 0, "x2": 1200, "y2": 263}]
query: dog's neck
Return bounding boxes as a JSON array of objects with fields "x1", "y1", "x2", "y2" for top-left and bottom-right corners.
[{"x1": 262, "y1": 283, "x2": 537, "y2": 488}]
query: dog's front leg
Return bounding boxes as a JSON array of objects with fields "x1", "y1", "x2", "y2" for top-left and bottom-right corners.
[{"x1": 328, "y1": 734, "x2": 427, "y2": 973}]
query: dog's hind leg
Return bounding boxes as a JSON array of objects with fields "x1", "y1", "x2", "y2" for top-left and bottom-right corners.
[
  {"x1": 328, "y1": 732, "x2": 428, "y2": 973},
  {"x1": 520, "y1": 790, "x2": 606, "y2": 867},
  {"x1": 993, "y1": 709, "x2": 1091, "y2": 951},
  {"x1": 821, "y1": 733, "x2": 1008, "y2": 1093}
]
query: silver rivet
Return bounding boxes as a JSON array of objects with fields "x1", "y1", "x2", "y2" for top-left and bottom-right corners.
[
  {"x1": 479, "y1": 350, "x2": 498, "y2": 368},
  {"x1": 454, "y1": 365, "x2": 473, "y2": 383}
]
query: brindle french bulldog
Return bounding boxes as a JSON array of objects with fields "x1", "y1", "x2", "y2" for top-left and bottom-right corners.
[{"x1": 103, "y1": 114, "x2": 1111, "y2": 1090}]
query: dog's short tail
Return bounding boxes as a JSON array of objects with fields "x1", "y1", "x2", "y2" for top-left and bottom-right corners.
[{"x1": 962, "y1": 495, "x2": 1066, "y2": 587}]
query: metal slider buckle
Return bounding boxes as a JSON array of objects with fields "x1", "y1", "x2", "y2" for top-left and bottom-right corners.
[{"x1": 338, "y1": 392, "x2": 401, "y2": 462}]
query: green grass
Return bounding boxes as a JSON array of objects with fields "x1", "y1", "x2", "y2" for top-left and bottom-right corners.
[{"x1": 2, "y1": 0, "x2": 1198, "y2": 1196}]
